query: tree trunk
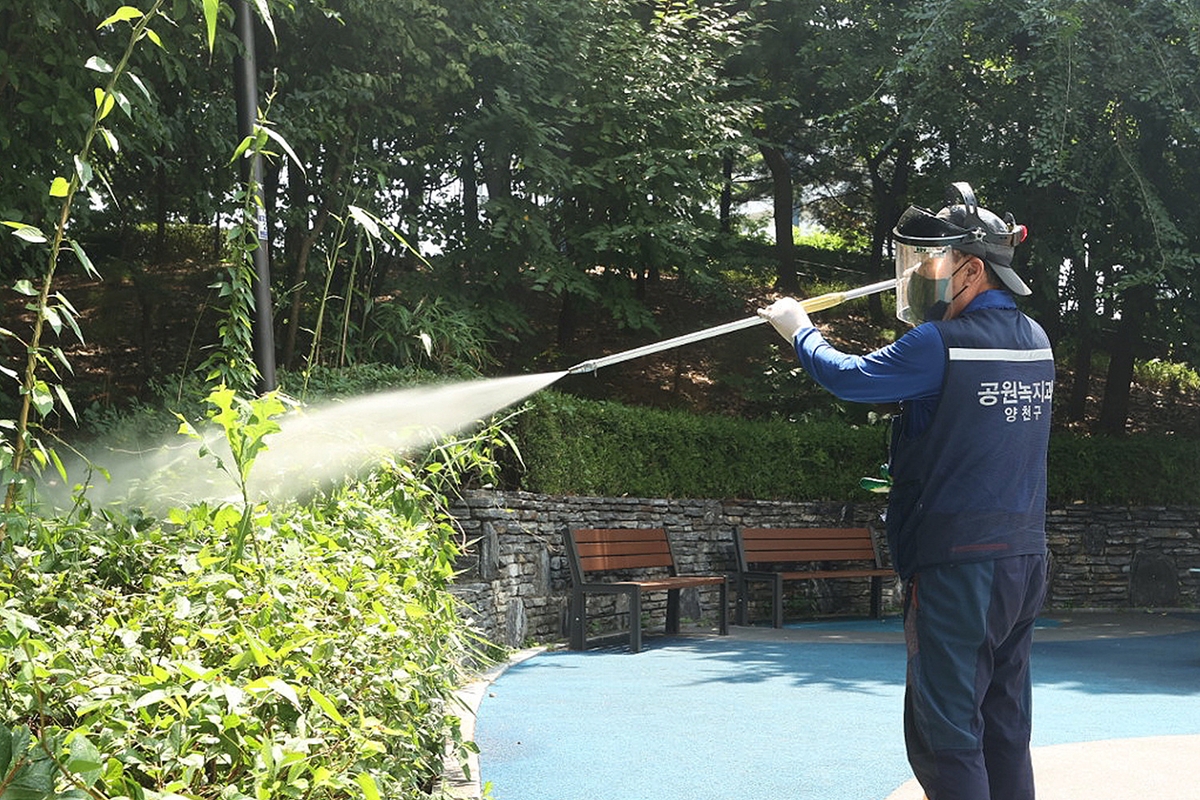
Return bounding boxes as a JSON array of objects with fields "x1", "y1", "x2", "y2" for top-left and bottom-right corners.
[
  {"x1": 1066, "y1": 254, "x2": 1098, "y2": 423},
  {"x1": 154, "y1": 154, "x2": 168, "y2": 264},
  {"x1": 461, "y1": 145, "x2": 479, "y2": 241},
  {"x1": 1067, "y1": 335, "x2": 1094, "y2": 423},
  {"x1": 281, "y1": 145, "x2": 347, "y2": 368},
  {"x1": 1095, "y1": 283, "x2": 1153, "y2": 434},
  {"x1": 719, "y1": 151, "x2": 733, "y2": 234},
  {"x1": 759, "y1": 143, "x2": 797, "y2": 293},
  {"x1": 482, "y1": 126, "x2": 513, "y2": 203},
  {"x1": 557, "y1": 290, "x2": 577, "y2": 348},
  {"x1": 866, "y1": 141, "x2": 911, "y2": 321}
]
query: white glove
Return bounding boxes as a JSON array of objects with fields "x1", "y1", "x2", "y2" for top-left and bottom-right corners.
[{"x1": 757, "y1": 297, "x2": 812, "y2": 343}]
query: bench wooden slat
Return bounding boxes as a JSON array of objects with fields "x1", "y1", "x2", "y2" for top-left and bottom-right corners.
[
  {"x1": 747, "y1": 545, "x2": 877, "y2": 561},
  {"x1": 741, "y1": 528, "x2": 871, "y2": 542},
  {"x1": 566, "y1": 527, "x2": 728, "y2": 653},
  {"x1": 572, "y1": 528, "x2": 669, "y2": 544},
  {"x1": 579, "y1": 553, "x2": 676, "y2": 572},
  {"x1": 576, "y1": 539, "x2": 672, "y2": 558},
  {"x1": 734, "y1": 526, "x2": 894, "y2": 627}
]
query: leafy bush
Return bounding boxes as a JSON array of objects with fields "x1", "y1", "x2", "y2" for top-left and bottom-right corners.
[
  {"x1": 1133, "y1": 358, "x2": 1200, "y2": 393},
  {"x1": 357, "y1": 296, "x2": 495, "y2": 374},
  {"x1": 1, "y1": 389, "x2": 495, "y2": 800}
]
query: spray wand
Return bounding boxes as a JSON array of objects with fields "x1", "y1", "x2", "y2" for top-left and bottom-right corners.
[{"x1": 566, "y1": 277, "x2": 896, "y2": 375}]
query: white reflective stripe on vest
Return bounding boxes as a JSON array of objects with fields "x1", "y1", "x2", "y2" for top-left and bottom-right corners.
[{"x1": 947, "y1": 347, "x2": 1054, "y2": 362}]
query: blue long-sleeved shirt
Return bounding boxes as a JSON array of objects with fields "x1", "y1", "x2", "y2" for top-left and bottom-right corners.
[{"x1": 792, "y1": 291, "x2": 1019, "y2": 435}]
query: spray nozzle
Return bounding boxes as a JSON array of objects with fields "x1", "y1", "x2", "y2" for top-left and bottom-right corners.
[{"x1": 566, "y1": 359, "x2": 600, "y2": 376}]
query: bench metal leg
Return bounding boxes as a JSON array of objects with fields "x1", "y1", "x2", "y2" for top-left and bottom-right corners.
[
  {"x1": 718, "y1": 578, "x2": 729, "y2": 635},
  {"x1": 569, "y1": 589, "x2": 587, "y2": 650},
  {"x1": 735, "y1": 576, "x2": 748, "y2": 626},
  {"x1": 665, "y1": 588, "x2": 681, "y2": 634},
  {"x1": 772, "y1": 573, "x2": 784, "y2": 628},
  {"x1": 870, "y1": 576, "x2": 882, "y2": 619},
  {"x1": 628, "y1": 589, "x2": 642, "y2": 653}
]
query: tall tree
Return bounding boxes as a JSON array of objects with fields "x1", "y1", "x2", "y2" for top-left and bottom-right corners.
[{"x1": 460, "y1": 0, "x2": 752, "y2": 344}]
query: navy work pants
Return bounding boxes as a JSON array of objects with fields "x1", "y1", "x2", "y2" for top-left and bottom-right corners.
[{"x1": 902, "y1": 554, "x2": 1047, "y2": 800}]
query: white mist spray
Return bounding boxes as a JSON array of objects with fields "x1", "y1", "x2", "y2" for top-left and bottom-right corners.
[{"x1": 69, "y1": 371, "x2": 568, "y2": 509}]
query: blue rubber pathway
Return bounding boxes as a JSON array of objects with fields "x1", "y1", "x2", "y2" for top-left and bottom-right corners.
[{"x1": 471, "y1": 612, "x2": 1200, "y2": 800}]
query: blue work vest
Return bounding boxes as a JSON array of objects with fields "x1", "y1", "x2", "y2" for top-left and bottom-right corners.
[{"x1": 886, "y1": 307, "x2": 1055, "y2": 579}]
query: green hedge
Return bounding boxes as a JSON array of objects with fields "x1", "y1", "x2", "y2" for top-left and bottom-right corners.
[
  {"x1": 1048, "y1": 432, "x2": 1200, "y2": 505},
  {"x1": 512, "y1": 391, "x2": 888, "y2": 500},
  {"x1": 511, "y1": 391, "x2": 1200, "y2": 506}
]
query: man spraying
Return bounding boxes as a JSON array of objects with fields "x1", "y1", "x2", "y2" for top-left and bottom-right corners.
[{"x1": 759, "y1": 182, "x2": 1054, "y2": 800}]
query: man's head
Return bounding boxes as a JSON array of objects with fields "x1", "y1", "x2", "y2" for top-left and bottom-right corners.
[{"x1": 892, "y1": 182, "x2": 1029, "y2": 324}]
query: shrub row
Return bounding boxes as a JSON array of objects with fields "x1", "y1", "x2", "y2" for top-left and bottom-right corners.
[
  {"x1": 510, "y1": 391, "x2": 1200, "y2": 506},
  {"x1": 5, "y1": 387, "x2": 497, "y2": 800}
]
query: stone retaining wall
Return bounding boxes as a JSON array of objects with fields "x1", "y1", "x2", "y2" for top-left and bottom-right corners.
[{"x1": 448, "y1": 490, "x2": 1200, "y2": 648}]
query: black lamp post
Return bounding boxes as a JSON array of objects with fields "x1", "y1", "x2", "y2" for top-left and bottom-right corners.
[{"x1": 233, "y1": 0, "x2": 277, "y2": 393}]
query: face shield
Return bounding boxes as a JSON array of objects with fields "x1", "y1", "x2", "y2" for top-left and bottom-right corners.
[
  {"x1": 891, "y1": 182, "x2": 1029, "y2": 325},
  {"x1": 894, "y1": 242, "x2": 961, "y2": 325}
]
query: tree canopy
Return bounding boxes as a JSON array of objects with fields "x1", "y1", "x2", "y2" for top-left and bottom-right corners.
[{"x1": 3, "y1": 0, "x2": 1199, "y2": 433}]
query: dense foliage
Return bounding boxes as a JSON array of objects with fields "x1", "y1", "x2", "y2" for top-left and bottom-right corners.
[
  {"x1": 510, "y1": 391, "x2": 1200, "y2": 506},
  {"x1": 5, "y1": 0, "x2": 1198, "y2": 434},
  {"x1": 1, "y1": 388, "x2": 498, "y2": 800}
]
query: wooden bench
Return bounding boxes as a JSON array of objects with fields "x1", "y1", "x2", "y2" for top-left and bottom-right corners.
[
  {"x1": 734, "y1": 527, "x2": 895, "y2": 627},
  {"x1": 565, "y1": 528, "x2": 728, "y2": 652}
]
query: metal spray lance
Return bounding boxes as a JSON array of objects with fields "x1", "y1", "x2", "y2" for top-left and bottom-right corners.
[{"x1": 565, "y1": 278, "x2": 897, "y2": 375}]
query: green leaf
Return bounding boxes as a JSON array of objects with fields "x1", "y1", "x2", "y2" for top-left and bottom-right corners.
[
  {"x1": 111, "y1": 89, "x2": 132, "y2": 118},
  {"x1": 259, "y1": 126, "x2": 305, "y2": 175},
  {"x1": 93, "y1": 88, "x2": 115, "y2": 121},
  {"x1": 266, "y1": 677, "x2": 300, "y2": 708},
  {"x1": 308, "y1": 687, "x2": 347, "y2": 725},
  {"x1": 65, "y1": 732, "x2": 103, "y2": 788},
  {"x1": 203, "y1": 0, "x2": 219, "y2": 52},
  {"x1": 49, "y1": 177, "x2": 70, "y2": 198},
  {"x1": 3, "y1": 223, "x2": 46, "y2": 244},
  {"x1": 98, "y1": 6, "x2": 144, "y2": 28},
  {"x1": 98, "y1": 128, "x2": 119, "y2": 153},
  {"x1": 52, "y1": 384, "x2": 77, "y2": 423},
  {"x1": 12, "y1": 280, "x2": 37, "y2": 297},
  {"x1": 229, "y1": 134, "x2": 255, "y2": 164},
  {"x1": 41, "y1": 305, "x2": 62, "y2": 335},
  {"x1": 49, "y1": 346, "x2": 73, "y2": 374},
  {"x1": 84, "y1": 56, "x2": 114, "y2": 73},
  {"x1": 69, "y1": 239, "x2": 101, "y2": 279},
  {"x1": 74, "y1": 155, "x2": 94, "y2": 188},
  {"x1": 0, "y1": 725, "x2": 11, "y2": 777},
  {"x1": 356, "y1": 773, "x2": 381, "y2": 800},
  {"x1": 2, "y1": 744, "x2": 55, "y2": 800},
  {"x1": 3, "y1": 610, "x2": 42, "y2": 636},
  {"x1": 248, "y1": 0, "x2": 276, "y2": 44},
  {"x1": 126, "y1": 72, "x2": 152, "y2": 102},
  {"x1": 143, "y1": 27, "x2": 164, "y2": 50},
  {"x1": 51, "y1": 292, "x2": 85, "y2": 341},
  {"x1": 348, "y1": 205, "x2": 381, "y2": 240},
  {"x1": 132, "y1": 689, "x2": 170, "y2": 709},
  {"x1": 29, "y1": 381, "x2": 54, "y2": 416}
]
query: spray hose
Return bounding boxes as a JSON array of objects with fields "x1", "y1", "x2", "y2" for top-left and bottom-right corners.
[{"x1": 566, "y1": 278, "x2": 896, "y2": 375}]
